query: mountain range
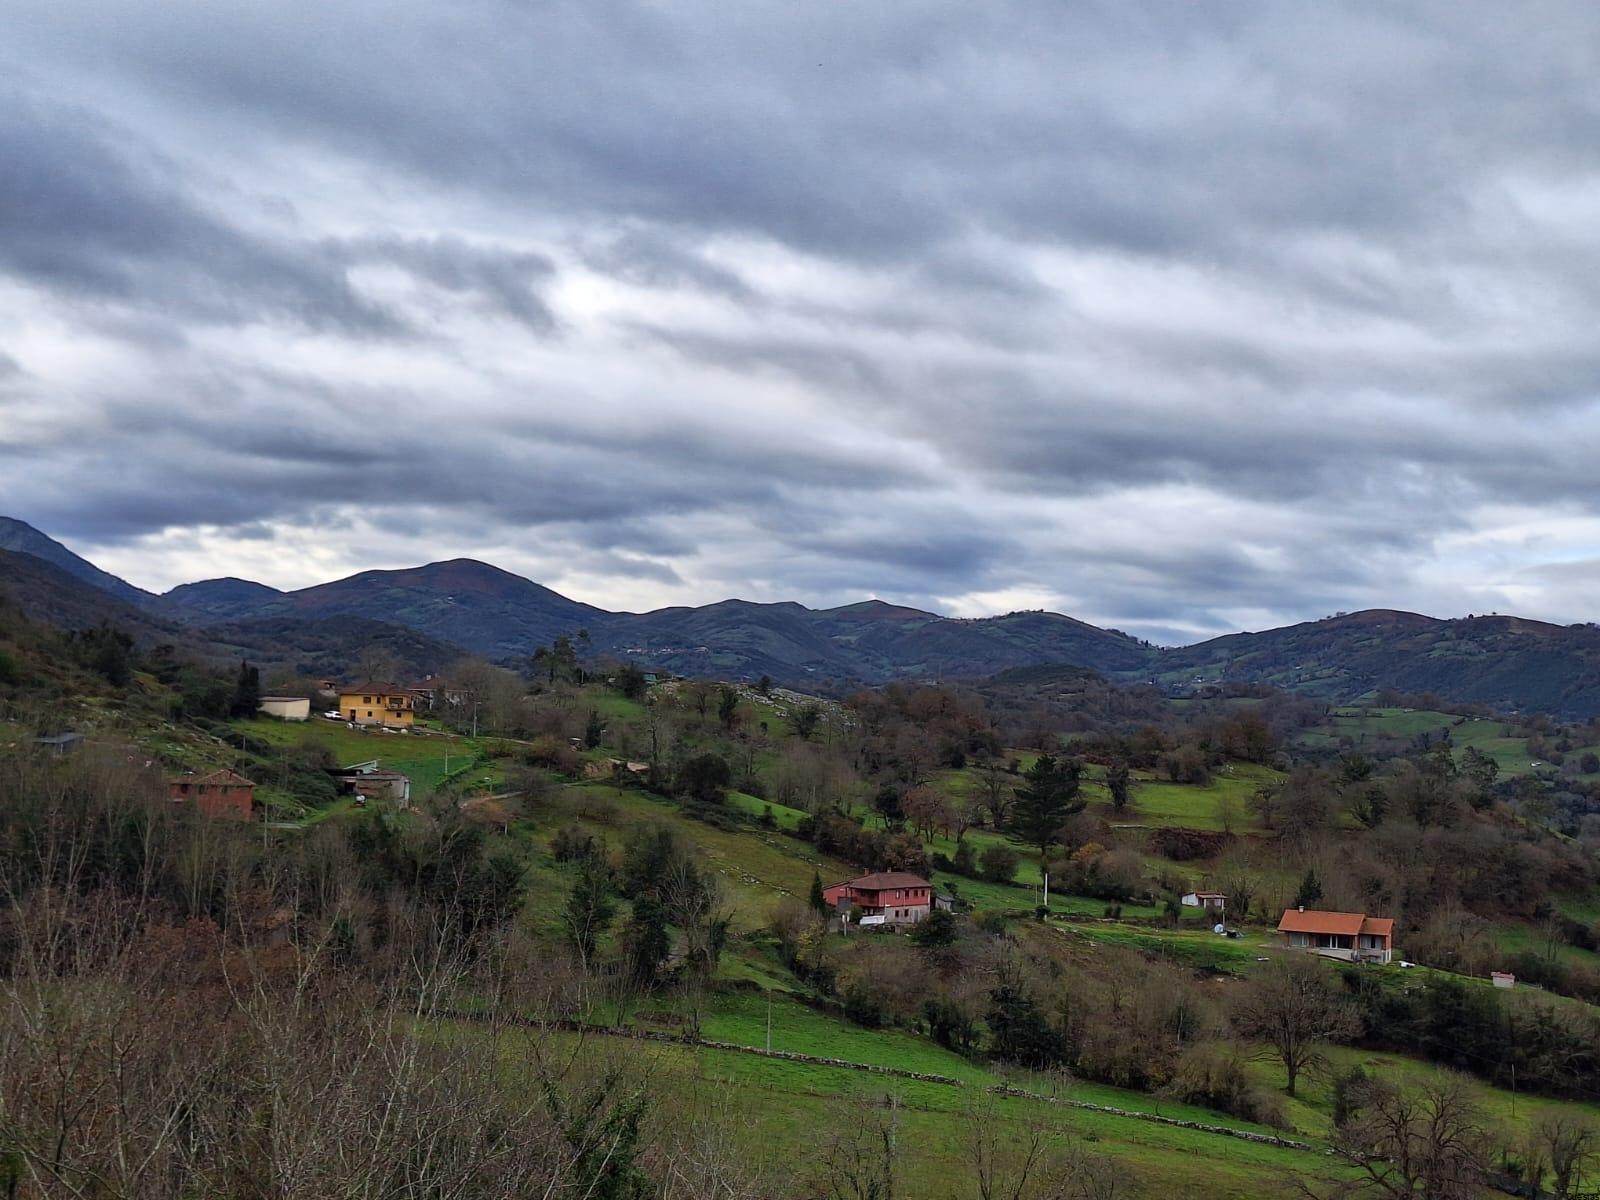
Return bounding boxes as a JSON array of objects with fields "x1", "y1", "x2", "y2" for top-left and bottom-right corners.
[{"x1": 2, "y1": 516, "x2": 1598, "y2": 717}]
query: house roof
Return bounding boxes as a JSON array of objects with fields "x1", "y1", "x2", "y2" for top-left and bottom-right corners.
[
  {"x1": 1278, "y1": 909, "x2": 1392, "y2": 938},
  {"x1": 832, "y1": 871, "x2": 931, "y2": 892},
  {"x1": 174, "y1": 769, "x2": 256, "y2": 789},
  {"x1": 339, "y1": 681, "x2": 407, "y2": 695},
  {"x1": 1188, "y1": 891, "x2": 1226, "y2": 898}
]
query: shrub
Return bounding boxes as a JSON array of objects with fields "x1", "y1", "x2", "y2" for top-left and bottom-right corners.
[
  {"x1": 979, "y1": 845, "x2": 1020, "y2": 884},
  {"x1": 843, "y1": 983, "x2": 884, "y2": 1028},
  {"x1": 910, "y1": 908, "x2": 958, "y2": 949},
  {"x1": 952, "y1": 839, "x2": 977, "y2": 877},
  {"x1": 677, "y1": 753, "x2": 731, "y2": 804},
  {"x1": 523, "y1": 736, "x2": 581, "y2": 776},
  {"x1": 1148, "y1": 828, "x2": 1230, "y2": 862},
  {"x1": 1168, "y1": 1043, "x2": 1290, "y2": 1129},
  {"x1": 551, "y1": 825, "x2": 602, "y2": 864},
  {"x1": 924, "y1": 995, "x2": 980, "y2": 1053}
]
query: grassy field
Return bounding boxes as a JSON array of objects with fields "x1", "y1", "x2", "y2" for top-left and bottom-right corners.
[
  {"x1": 548, "y1": 783, "x2": 857, "y2": 931},
  {"x1": 1298, "y1": 706, "x2": 1600, "y2": 779},
  {"x1": 463, "y1": 1002, "x2": 1340, "y2": 1200},
  {"x1": 231, "y1": 716, "x2": 497, "y2": 799},
  {"x1": 1103, "y1": 762, "x2": 1282, "y2": 832}
]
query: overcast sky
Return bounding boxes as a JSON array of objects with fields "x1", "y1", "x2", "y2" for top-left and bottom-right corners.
[{"x1": 2, "y1": 3, "x2": 1599, "y2": 643}]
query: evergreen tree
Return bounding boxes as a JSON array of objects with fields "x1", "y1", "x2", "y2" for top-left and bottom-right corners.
[
  {"x1": 1006, "y1": 753, "x2": 1085, "y2": 856},
  {"x1": 1106, "y1": 760, "x2": 1132, "y2": 812},
  {"x1": 1293, "y1": 869, "x2": 1324, "y2": 909},
  {"x1": 808, "y1": 870, "x2": 827, "y2": 913},
  {"x1": 622, "y1": 895, "x2": 670, "y2": 989},
  {"x1": 564, "y1": 859, "x2": 616, "y2": 965},
  {"x1": 229, "y1": 660, "x2": 261, "y2": 717},
  {"x1": 952, "y1": 838, "x2": 977, "y2": 877},
  {"x1": 584, "y1": 709, "x2": 604, "y2": 749},
  {"x1": 717, "y1": 685, "x2": 740, "y2": 729}
]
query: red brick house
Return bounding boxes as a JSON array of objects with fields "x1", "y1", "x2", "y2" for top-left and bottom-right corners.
[
  {"x1": 1278, "y1": 908, "x2": 1393, "y2": 963},
  {"x1": 822, "y1": 871, "x2": 933, "y2": 926},
  {"x1": 168, "y1": 769, "x2": 257, "y2": 820}
]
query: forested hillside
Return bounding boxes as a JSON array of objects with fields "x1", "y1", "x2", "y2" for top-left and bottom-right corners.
[{"x1": 8, "y1": 586, "x2": 1600, "y2": 1198}]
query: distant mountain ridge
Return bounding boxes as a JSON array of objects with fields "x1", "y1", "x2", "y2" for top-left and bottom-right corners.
[
  {"x1": 2, "y1": 516, "x2": 1598, "y2": 716},
  {"x1": 0, "y1": 517, "x2": 151, "y2": 606}
]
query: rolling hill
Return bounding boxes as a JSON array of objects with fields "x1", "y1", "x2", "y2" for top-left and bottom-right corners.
[
  {"x1": 1162, "y1": 608, "x2": 1600, "y2": 718},
  {"x1": 3, "y1": 516, "x2": 1599, "y2": 715}
]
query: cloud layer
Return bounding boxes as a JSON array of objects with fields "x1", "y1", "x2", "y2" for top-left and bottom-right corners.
[{"x1": 2, "y1": 2, "x2": 1599, "y2": 642}]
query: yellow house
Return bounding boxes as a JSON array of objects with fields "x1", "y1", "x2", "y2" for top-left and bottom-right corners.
[{"x1": 338, "y1": 681, "x2": 416, "y2": 728}]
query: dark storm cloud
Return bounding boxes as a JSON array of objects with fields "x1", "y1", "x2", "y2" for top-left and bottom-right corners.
[
  {"x1": 0, "y1": 87, "x2": 390, "y2": 332},
  {"x1": 3, "y1": 2, "x2": 1600, "y2": 631}
]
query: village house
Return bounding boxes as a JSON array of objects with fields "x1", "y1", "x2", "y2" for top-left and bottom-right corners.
[
  {"x1": 337, "y1": 681, "x2": 416, "y2": 728},
  {"x1": 1278, "y1": 908, "x2": 1393, "y2": 963},
  {"x1": 1181, "y1": 891, "x2": 1226, "y2": 914},
  {"x1": 168, "y1": 769, "x2": 257, "y2": 820},
  {"x1": 258, "y1": 695, "x2": 311, "y2": 721},
  {"x1": 822, "y1": 871, "x2": 934, "y2": 927}
]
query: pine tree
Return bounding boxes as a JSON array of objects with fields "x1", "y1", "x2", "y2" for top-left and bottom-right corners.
[
  {"x1": 584, "y1": 709, "x2": 604, "y2": 749},
  {"x1": 1006, "y1": 753, "x2": 1085, "y2": 856},
  {"x1": 1293, "y1": 869, "x2": 1323, "y2": 909},
  {"x1": 808, "y1": 871, "x2": 827, "y2": 913}
]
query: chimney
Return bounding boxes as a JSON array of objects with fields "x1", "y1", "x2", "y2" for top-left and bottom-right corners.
[{"x1": 1297, "y1": 905, "x2": 1304, "y2": 912}]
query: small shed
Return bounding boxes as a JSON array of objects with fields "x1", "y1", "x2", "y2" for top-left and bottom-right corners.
[
  {"x1": 258, "y1": 696, "x2": 311, "y2": 721},
  {"x1": 1181, "y1": 891, "x2": 1227, "y2": 913},
  {"x1": 1491, "y1": 971, "x2": 1516, "y2": 989},
  {"x1": 327, "y1": 760, "x2": 412, "y2": 807},
  {"x1": 33, "y1": 731, "x2": 84, "y2": 755}
]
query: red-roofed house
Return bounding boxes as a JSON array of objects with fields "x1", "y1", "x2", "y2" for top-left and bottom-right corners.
[
  {"x1": 1278, "y1": 908, "x2": 1393, "y2": 963},
  {"x1": 822, "y1": 871, "x2": 933, "y2": 926},
  {"x1": 169, "y1": 769, "x2": 257, "y2": 821}
]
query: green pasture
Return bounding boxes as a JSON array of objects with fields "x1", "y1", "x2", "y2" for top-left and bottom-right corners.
[{"x1": 231, "y1": 716, "x2": 492, "y2": 799}]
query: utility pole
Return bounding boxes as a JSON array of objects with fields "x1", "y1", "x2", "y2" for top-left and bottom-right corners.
[
  {"x1": 766, "y1": 990, "x2": 772, "y2": 1052},
  {"x1": 1043, "y1": 868, "x2": 1050, "y2": 912}
]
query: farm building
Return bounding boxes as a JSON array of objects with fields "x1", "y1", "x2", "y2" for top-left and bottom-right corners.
[
  {"x1": 337, "y1": 681, "x2": 416, "y2": 728},
  {"x1": 1278, "y1": 908, "x2": 1393, "y2": 963},
  {"x1": 823, "y1": 871, "x2": 933, "y2": 926},
  {"x1": 168, "y1": 769, "x2": 257, "y2": 820},
  {"x1": 258, "y1": 696, "x2": 311, "y2": 721},
  {"x1": 327, "y1": 760, "x2": 412, "y2": 807},
  {"x1": 1181, "y1": 891, "x2": 1226, "y2": 913}
]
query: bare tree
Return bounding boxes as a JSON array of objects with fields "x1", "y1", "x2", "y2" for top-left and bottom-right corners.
[
  {"x1": 1535, "y1": 1113, "x2": 1600, "y2": 1200},
  {"x1": 1314, "y1": 1074, "x2": 1488, "y2": 1199},
  {"x1": 817, "y1": 1096, "x2": 900, "y2": 1200},
  {"x1": 963, "y1": 1093, "x2": 1129, "y2": 1200},
  {"x1": 1231, "y1": 955, "x2": 1359, "y2": 1097}
]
